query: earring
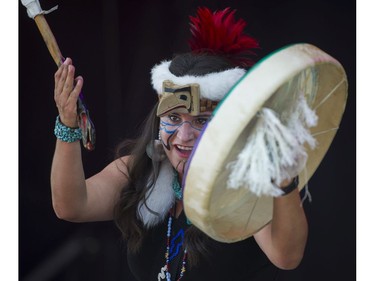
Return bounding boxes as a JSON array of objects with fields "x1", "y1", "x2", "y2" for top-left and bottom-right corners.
[{"x1": 146, "y1": 131, "x2": 166, "y2": 161}]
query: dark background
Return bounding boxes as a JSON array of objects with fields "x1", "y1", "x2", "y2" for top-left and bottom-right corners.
[{"x1": 19, "y1": 0, "x2": 355, "y2": 280}]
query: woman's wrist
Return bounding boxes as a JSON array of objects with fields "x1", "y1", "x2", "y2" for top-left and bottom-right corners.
[
  {"x1": 280, "y1": 176, "x2": 299, "y2": 196},
  {"x1": 54, "y1": 116, "x2": 82, "y2": 143}
]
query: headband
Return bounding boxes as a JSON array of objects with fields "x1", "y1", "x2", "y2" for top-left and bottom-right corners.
[{"x1": 151, "y1": 60, "x2": 246, "y2": 116}]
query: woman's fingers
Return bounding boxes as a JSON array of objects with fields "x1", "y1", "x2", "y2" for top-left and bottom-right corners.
[
  {"x1": 54, "y1": 58, "x2": 72, "y2": 101},
  {"x1": 53, "y1": 58, "x2": 83, "y2": 127},
  {"x1": 69, "y1": 76, "x2": 84, "y2": 102},
  {"x1": 62, "y1": 64, "x2": 75, "y2": 96}
]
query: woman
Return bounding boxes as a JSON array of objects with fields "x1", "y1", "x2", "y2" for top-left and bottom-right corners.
[{"x1": 51, "y1": 7, "x2": 308, "y2": 281}]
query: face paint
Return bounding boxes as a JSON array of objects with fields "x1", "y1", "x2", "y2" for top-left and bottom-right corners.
[
  {"x1": 176, "y1": 159, "x2": 187, "y2": 175},
  {"x1": 160, "y1": 131, "x2": 173, "y2": 151},
  {"x1": 160, "y1": 114, "x2": 209, "y2": 132},
  {"x1": 159, "y1": 114, "x2": 210, "y2": 151},
  {"x1": 159, "y1": 112, "x2": 212, "y2": 177},
  {"x1": 160, "y1": 119, "x2": 204, "y2": 134}
]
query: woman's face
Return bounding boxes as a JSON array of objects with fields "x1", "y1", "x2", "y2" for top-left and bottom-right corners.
[{"x1": 159, "y1": 111, "x2": 212, "y2": 177}]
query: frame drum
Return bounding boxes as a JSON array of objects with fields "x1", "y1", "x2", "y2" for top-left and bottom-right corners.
[{"x1": 183, "y1": 43, "x2": 348, "y2": 243}]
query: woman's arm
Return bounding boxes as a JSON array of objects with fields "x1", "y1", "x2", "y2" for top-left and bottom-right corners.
[
  {"x1": 254, "y1": 179, "x2": 308, "y2": 270},
  {"x1": 50, "y1": 58, "x2": 129, "y2": 222},
  {"x1": 51, "y1": 143, "x2": 129, "y2": 222}
]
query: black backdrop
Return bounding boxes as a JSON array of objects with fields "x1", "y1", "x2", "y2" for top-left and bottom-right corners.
[{"x1": 19, "y1": 0, "x2": 356, "y2": 280}]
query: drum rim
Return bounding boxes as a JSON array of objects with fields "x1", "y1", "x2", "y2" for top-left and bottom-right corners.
[{"x1": 183, "y1": 43, "x2": 348, "y2": 242}]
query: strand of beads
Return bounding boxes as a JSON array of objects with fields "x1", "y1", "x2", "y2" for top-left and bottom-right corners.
[
  {"x1": 177, "y1": 249, "x2": 188, "y2": 280},
  {"x1": 165, "y1": 214, "x2": 172, "y2": 281},
  {"x1": 164, "y1": 211, "x2": 188, "y2": 280}
]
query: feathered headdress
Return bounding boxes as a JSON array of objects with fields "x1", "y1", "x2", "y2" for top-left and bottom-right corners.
[
  {"x1": 189, "y1": 7, "x2": 259, "y2": 67},
  {"x1": 151, "y1": 7, "x2": 258, "y2": 102}
]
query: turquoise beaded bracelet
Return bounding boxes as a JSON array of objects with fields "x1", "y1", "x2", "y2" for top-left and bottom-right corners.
[{"x1": 54, "y1": 116, "x2": 82, "y2": 143}]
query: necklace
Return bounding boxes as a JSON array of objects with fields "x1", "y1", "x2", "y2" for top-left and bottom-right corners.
[
  {"x1": 172, "y1": 170, "x2": 192, "y2": 225},
  {"x1": 164, "y1": 210, "x2": 187, "y2": 281},
  {"x1": 172, "y1": 169, "x2": 183, "y2": 200}
]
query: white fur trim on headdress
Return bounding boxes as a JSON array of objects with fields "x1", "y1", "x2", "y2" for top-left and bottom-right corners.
[
  {"x1": 137, "y1": 159, "x2": 175, "y2": 228},
  {"x1": 151, "y1": 60, "x2": 246, "y2": 101}
]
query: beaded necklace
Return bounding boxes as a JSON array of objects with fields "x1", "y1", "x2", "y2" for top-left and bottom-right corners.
[
  {"x1": 172, "y1": 169, "x2": 183, "y2": 200},
  {"x1": 172, "y1": 169, "x2": 191, "y2": 225},
  {"x1": 163, "y1": 170, "x2": 188, "y2": 280},
  {"x1": 164, "y1": 211, "x2": 188, "y2": 281}
]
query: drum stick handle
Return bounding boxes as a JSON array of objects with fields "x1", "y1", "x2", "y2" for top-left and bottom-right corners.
[
  {"x1": 22, "y1": 5, "x2": 96, "y2": 151},
  {"x1": 34, "y1": 14, "x2": 64, "y2": 67}
]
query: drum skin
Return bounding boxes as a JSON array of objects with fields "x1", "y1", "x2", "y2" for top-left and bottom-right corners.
[{"x1": 182, "y1": 43, "x2": 348, "y2": 243}]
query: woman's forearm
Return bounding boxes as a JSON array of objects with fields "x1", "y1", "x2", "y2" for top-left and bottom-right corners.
[
  {"x1": 270, "y1": 189, "x2": 308, "y2": 268},
  {"x1": 254, "y1": 183, "x2": 308, "y2": 270},
  {"x1": 50, "y1": 139, "x2": 88, "y2": 221}
]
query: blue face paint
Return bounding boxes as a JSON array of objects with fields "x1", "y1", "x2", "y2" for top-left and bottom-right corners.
[
  {"x1": 160, "y1": 120, "x2": 203, "y2": 135},
  {"x1": 160, "y1": 115, "x2": 209, "y2": 133},
  {"x1": 159, "y1": 114, "x2": 210, "y2": 151}
]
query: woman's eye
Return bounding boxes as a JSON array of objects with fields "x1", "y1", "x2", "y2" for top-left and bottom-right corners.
[
  {"x1": 169, "y1": 115, "x2": 181, "y2": 123},
  {"x1": 194, "y1": 117, "x2": 209, "y2": 127}
]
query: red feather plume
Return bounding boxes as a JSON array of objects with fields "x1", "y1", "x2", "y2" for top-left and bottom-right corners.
[{"x1": 188, "y1": 7, "x2": 259, "y2": 67}]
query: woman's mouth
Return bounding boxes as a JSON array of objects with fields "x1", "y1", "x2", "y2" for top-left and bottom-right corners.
[{"x1": 175, "y1": 144, "x2": 193, "y2": 158}]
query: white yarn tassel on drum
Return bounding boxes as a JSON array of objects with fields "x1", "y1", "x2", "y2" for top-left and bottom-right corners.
[{"x1": 227, "y1": 94, "x2": 318, "y2": 197}]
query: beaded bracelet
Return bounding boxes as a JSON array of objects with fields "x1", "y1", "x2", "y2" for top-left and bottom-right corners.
[
  {"x1": 281, "y1": 176, "x2": 299, "y2": 196},
  {"x1": 54, "y1": 116, "x2": 82, "y2": 143}
]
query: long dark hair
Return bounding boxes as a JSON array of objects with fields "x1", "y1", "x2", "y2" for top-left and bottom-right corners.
[
  {"x1": 113, "y1": 103, "x2": 160, "y2": 251},
  {"x1": 113, "y1": 52, "x2": 238, "y2": 265}
]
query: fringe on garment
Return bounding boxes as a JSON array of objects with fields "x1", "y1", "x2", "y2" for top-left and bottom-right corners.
[
  {"x1": 137, "y1": 159, "x2": 175, "y2": 228},
  {"x1": 227, "y1": 94, "x2": 318, "y2": 197}
]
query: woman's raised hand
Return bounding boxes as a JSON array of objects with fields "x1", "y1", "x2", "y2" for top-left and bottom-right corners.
[{"x1": 54, "y1": 57, "x2": 83, "y2": 128}]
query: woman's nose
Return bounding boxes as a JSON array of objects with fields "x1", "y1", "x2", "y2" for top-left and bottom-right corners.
[{"x1": 176, "y1": 122, "x2": 195, "y2": 141}]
